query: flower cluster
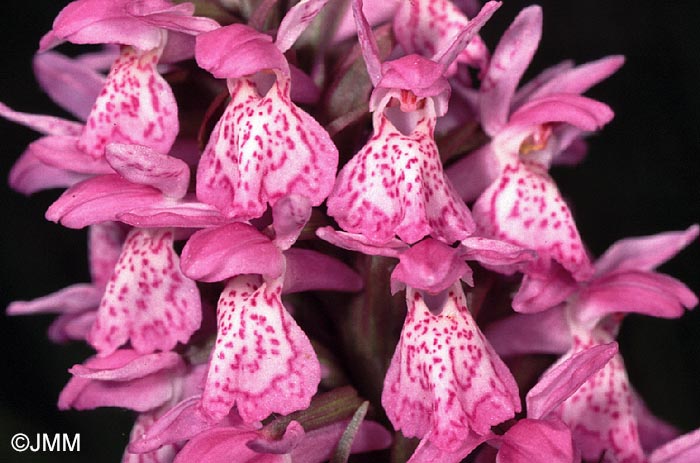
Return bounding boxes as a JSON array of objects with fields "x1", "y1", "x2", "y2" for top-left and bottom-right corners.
[{"x1": 4, "y1": 0, "x2": 698, "y2": 462}]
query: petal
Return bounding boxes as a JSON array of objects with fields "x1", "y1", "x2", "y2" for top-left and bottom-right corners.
[
  {"x1": 522, "y1": 55, "x2": 625, "y2": 104},
  {"x1": 575, "y1": 270, "x2": 697, "y2": 327},
  {"x1": 48, "y1": 312, "x2": 97, "y2": 343},
  {"x1": 480, "y1": 6, "x2": 542, "y2": 136},
  {"x1": 29, "y1": 135, "x2": 113, "y2": 174},
  {"x1": 382, "y1": 284, "x2": 520, "y2": 451},
  {"x1": 283, "y1": 248, "x2": 363, "y2": 293},
  {"x1": 46, "y1": 175, "x2": 165, "y2": 229},
  {"x1": 633, "y1": 392, "x2": 680, "y2": 454},
  {"x1": 472, "y1": 161, "x2": 593, "y2": 281},
  {"x1": 327, "y1": 102, "x2": 474, "y2": 244},
  {"x1": 7, "y1": 283, "x2": 101, "y2": 316},
  {"x1": 315, "y1": 227, "x2": 407, "y2": 258},
  {"x1": 459, "y1": 235, "x2": 536, "y2": 269},
  {"x1": 445, "y1": 143, "x2": 501, "y2": 203},
  {"x1": 0, "y1": 101, "x2": 82, "y2": 136},
  {"x1": 272, "y1": 195, "x2": 312, "y2": 251},
  {"x1": 650, "y1": 428, "x2": 700, "y2": 463},
  {"x1": 408, "y1": 430, "x2": 488, "y2": 463},
  {"x1": 196, "y1": 76, "x2": 338, "y2": 220},
  {"x1": 497, "y1": 418, "x2": 577, "y2": 463},
  {"x1": 201, "y1": 276, "x2": 320, "y2": 423},
  {"x1": 58, "y1": 350, "x2": 184, "y2": 412},
  {"x1": 290, "y1": 420, "x2": 392, "y2": 463},
  {"x1": 89, "y1": 222, "x2": 127, "y2": 290},
  {"x1": 172, "y1": 428, "x2": 270, "y2": 463},
  {"x1": 276, "y1": 0, "x2": 331, "y2": 53},
  {"x1": 78, "y1": 46, "x2": 178, "y2": 158},
  {"x1": 122, "y1": 412, "x2": 180, "y2": 463},
  {"x1": 180, "y1": 223, "x2": 285, "y2": 283},
  {"x1": 508, "y1": 94, "x2": 614, "y2": 132},
  {"x1": 594, "y1": 225, "x2": 699, "y2": 276},
  {"x1": 350, "y1": 0, "x2": 383, "y2": 86},
  {"x1": 485, "y1": 307, "x2": 571, "y2": 358},
  {"x1": 512, "y1": 265, "x2": 578, "y2": 313},
  {"x1": 118, "y1": 199, "x2": 230, "y2": 228},
  {"x1": 526, "y1": 342, "x2": 618, "y2": 420},
  {"x1": 88, "y1": 228, "x2": 202, "y2": 356},
  {"x1": 195, "y1": 24, "x2": 289, "y2": 79},
  {"x1": 33, "y1": 50, "x2": 105, "y2": 121},
  {"x1": 552, "y1": 334, "x2": 646, "y2": 463},
  {"x1": 391, "y1": 238, "x2": 472, "y2": 294},
  {"x1": 105, "y1": 143, "x2": 190, "y2": 198},
  {"x1": 8, "y1": 148, "x2": 88, "y2": 195}
]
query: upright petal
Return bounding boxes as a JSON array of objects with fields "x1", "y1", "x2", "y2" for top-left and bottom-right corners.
[
  {"x1": 382, "y1": 284, "x2": 520, "y2": 451},
  {"x1": 88, "y1": 228, "x2": 202, "y2": 356},
  {"x1": 201, "y1": 275, "x2": 320, "y2": 423}
]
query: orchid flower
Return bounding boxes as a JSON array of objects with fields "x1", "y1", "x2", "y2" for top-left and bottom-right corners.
[
  {"x1": 39, "y1": 0, "x2": 219, "y2": 159},
  {"x1": 446, "y1": 6, "x2": 624, "y2": 311},
  {"x1": 194, "y1": 0, "x2": 339, "y2": 220},
  {"x1": 326, "y1": 0, "x2": 501, "y2": 246},
  {"x1": 180, "y1": 218, "x2": 361, "y2": 424},
  {"x1": 486, "y1": 225, "x2": 700, "y2": 462}
]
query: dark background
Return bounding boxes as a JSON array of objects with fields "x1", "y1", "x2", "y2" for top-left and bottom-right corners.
[{"x1": 1, "y1": 1, "x2": 699, "y2": 461}]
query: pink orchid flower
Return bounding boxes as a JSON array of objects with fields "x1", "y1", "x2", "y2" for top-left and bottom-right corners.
[
  {"x1": 194, "y1": 0, "x2": 339, "y2": 220},
  {"x1": 39, "y1": 0, "x2": 219, "y2": 159},
  {"x1": 180, "y1": 220, "x2": 361, "y2": 424},
  {"x1": 446, "y1": 6, "x2": 624, "y2": 308},
  {"x1": 326, "y1": 0, "x2": 502, "y2": 245},
  {"x1": 487, "y1": 225, "x2": 700, "y2": 462}
]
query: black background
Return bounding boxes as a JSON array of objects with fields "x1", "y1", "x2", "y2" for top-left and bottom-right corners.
[{"x1": 1, "y1": 1, "x2": 699, "y2": 462}]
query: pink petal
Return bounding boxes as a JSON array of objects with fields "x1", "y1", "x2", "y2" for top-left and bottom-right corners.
[
  {"x1": 283, "y1": 248, "x2": 363, "y2": 293},
  {"x1": 195, "y1": 24, "x2": 289, "y2": 79},
  {"x1": 523, "y1": 55, "x2": 625, "y2": 104},
  {"x1": 511, "y1": 60, "x2": 574, "y2": 109},
  {"x1": 290, "y1": 420, "x2": 392, "y2": 463},
  {"x1": 408, "y1": 430, "x2": 488, "y2": 463},
  {"x1": 58, "y1": 349, "x2": 184, "y2": 412},
  {"x1": 123, "y1": 412, "x2": 180, "y2": 463},
  {"x1": 196, "y1": 75, "x2": 338, "y2": 220},
  {"x1": 650, "y1": 428, "x2": 700, "y2": 463},
  {"x1": 8, "y1": 148, "x2": 88, "y2": 195},
  {"x1": 350, "y1": 0, "x2": 384, "y2": 87},
  {"x1": 594, "y1": 225, "x2": 699, "y2": 276},
  {"x1": 446, "y1": 144, "x2": 501, "y2": 203},
  {"x1": 48, "y1": 311, "x2": 96, "y2": 343},
  {"x1": 391, "y1": 238, "x2": 472, "y2": 294},
  {"x1": 271, "y1": 195, "x2": 312, "y2": 251},
  {"x1": 276, "y1": 0, "x2": 331, "y2": 53},
  {"x1": 180, "y1": 223, "x2": 285, "y2": 283},
  {"x1": 634, "y1": 392, "x2": 680, "y2": 454},
  {"x1": 480, "y1": 6, "x2": 542, "y2": 136},
  {"x1": 377, "y1": 56, "x2": 451, "y2": 103},
  {"x1": 105, "y1": 143, "x2": 190, "y2": 198},
  {"x1": 527, "y1": 342, "x2": 618, "y2": 420},
  {"x1": 327, "y1": 101, "x2": 474, "y2": 244},
  {"x1": 512, "y1": 265, "x2": 578, "y2": 313},
  {"x1": 575, "y1": 271, "x2": 697, "y2": 327},
  {"x1": 118, "y1": 199, "x2": 230, "y2": 228},
  {"x1": 7, "y1": 283, "x2": 101, "y2": 316},
  {"x1": 46, "y1": 175, "x2": 165, "y2": 229},
  {"x1": 88, "y1": 228, "x2": 202, "y2": 356},
  {"x1": 315, "y1": 227, "x2": 407, "y2": 258},
  {"x1": 382, "y1": 284, "x2": 520, "y2": 451},
  {"x1": 0, "y1": 101, "x2": 82, "y2": 136},
  {"x1": 485, "y1": 307, "x2": 571, "y2": 358},
  {"x1": 472, "y1": 161, "x2": 593, "y2": 281},
  {"x1": 459, "y1": 235, "x2": 536, "y2": 269},
  {"x1": 508, "y1": 94, "x2": 614, "y2": 132},
  {"x1": 497, "y1": 418, "x2": 577, "y2": 463},
  {"x1": 29, "y1": 135, "x2": 113, "y2": 173},
  {"x1": 552, "y1": 333, "x2": 646, "y2": 463},
  {"x1": 33, "y1": 51, "x2": 105, "y2": 121},
  {"x1": 89, "y1": 222, "x2": 127, "y2": 290},
  {"x1": 172, "y1": 428, "x2": 276, "y2": 463},
  {"x1": 201, "y1": 275, "x2": 320, "y2": 423},
  {"x1": 78, "y1": 46, "x2": 178, "y2": 158},
  {"x1": 129, "y1": 396, "x2": 249, "y2": 454},
  {"x1": 434, "y1": 1, "x2": 501, "y2": 71}
]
